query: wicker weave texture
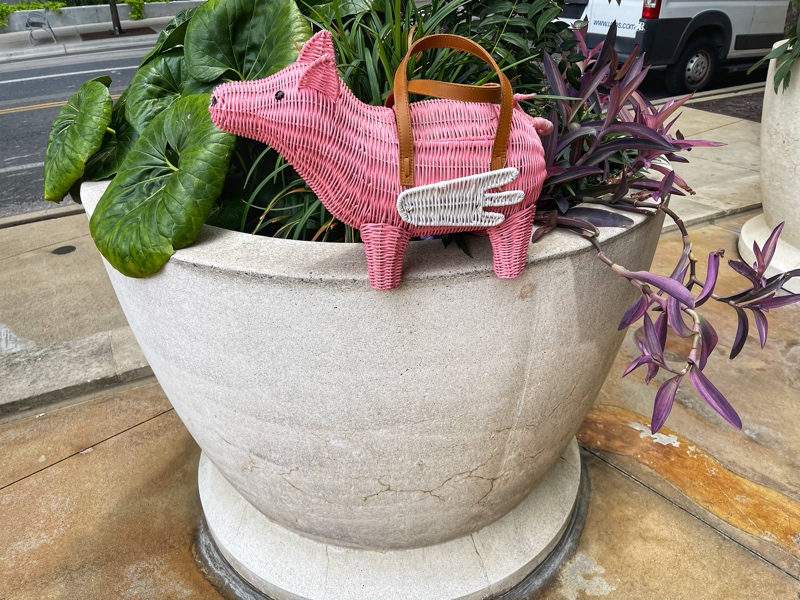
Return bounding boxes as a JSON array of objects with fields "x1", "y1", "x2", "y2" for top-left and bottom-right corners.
[{"x1": 209, "y1": 30, "x2": 550, "y2": 289}]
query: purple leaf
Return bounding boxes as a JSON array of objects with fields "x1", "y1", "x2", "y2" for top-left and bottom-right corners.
[
  {"x1": 576, "y1": 64, "x2": 611, "y2": 113},
  {"x1": 619, "y1": 296, "x2": 647, "y2": 330},
  {"x1": 759, "y1": 221, "x2": 785, "y2": 273},
  {"x1": 543, "y1": 53, "x2": 570, "y2": 124},
  {"x1": 615, "y1": 51, "x2": 640, "y2": 81},
  {"x1": 604, "y1": 84, "x2": 622, "y2": 129},
  {"x1": 555, "y1": 216, "x2": 599, "y2": 232},
  {"x1": 651, "y1": 375, "x2": 683, "y2": 433},
  {"x1": 545, "y1": 166, "x2": 604, "y2": 186},
  {"x1": 623, "y1": 353, "x2": 651, "y2": 377},
  {"x1": 654, "y1": 95, "x2": 692, "y2": 129},
  {"x1": 689, "y1": 365, "x2": 742, "y2": 429},
  {"x1": 586, "y1": 138, "x2": 676, "y2": 166},
  {"x1": 645, "y1": 362, "x2": 660, "y2": 384},
  {"x1": 531, "y1": 225, "x2": 554, "y2": 244},
  {"x1": 556, "y1": 126, "x2": 600, "y2": 154},
  {"x1": 730, "y1": 307, "x2": 749, "y2": 359},
  {"x1": 604, "y1": 122, "x2": 674, "y2": 147},
  {"x1": 648, "y1": 163, "x2": 690, "y2": 191},
  {"x1": 697, "y1": 314, "x2": 718, "y2": 369},
  {"x1": 671, "y1": 138, "x2": 725, "y2": 149},
  {"x1": 667, "y1": 294, "x2": 694, "y2": 338},
  {"x1": 728, "y1": 259, "x2": 763, "y2": 287},
  {"x1": 655, "y1": 312, "x2": 668, "y2": 350},
  {"x1": 669, "y1": 248, "x2": 690, "y2": 282},
  {"x1": 621, "y1": 269, "x2": 695, "y2": 307},
  {"x1": 643, "y1": 312, "x2": 665, "y2": 360},
  {"x1": 566, "y1": 206, "x2": 634, "y2": 228},
  {"x1": 695, "y1": 251, "x2": 721, "y2": 307},
  {"x1": 752, "y1": 240, "x2": 765, "y2": 273},
  {"x1": 595, "y1": 21, "x2": 617, "y2": 73},
  {"x1": 750, "y1": 307, "x2": 768, "y2": 348},
  {"x1": 752, "y1": 292, "x2": 800, "y2": 309},
  {"x1": 653, "y1": 171, "x2": 676, "y2": 204}
]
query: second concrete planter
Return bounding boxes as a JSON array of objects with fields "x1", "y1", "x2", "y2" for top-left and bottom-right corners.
[
  {"x1": 740, "y1": 41, "x2": 800, "y2": 293},
  {"x1": 82, "y1": 181, "x2": 662, "y2": 599}
]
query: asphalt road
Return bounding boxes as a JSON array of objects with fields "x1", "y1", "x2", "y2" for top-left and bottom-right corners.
[
  {"x1": 0, "y1": 49, "x2": 144, "y2": 219},
  {"x1": 0, "y1": 47, "x2": 770, "y2": 220}
]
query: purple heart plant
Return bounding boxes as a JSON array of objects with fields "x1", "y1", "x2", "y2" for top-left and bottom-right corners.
[{"x1": 533, "y1": 22, "x2": 800, "y2": 433}]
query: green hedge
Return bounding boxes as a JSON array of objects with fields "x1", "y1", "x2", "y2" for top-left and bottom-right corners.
[
  {"x1": 0, "y1": 2, "x2": 65, "y2": 27},
  {"x1": 0, "y1": 0, "x2": 175, "y2": 26}
]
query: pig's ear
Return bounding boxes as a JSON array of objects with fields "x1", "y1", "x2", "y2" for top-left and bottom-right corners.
[
  {"x1": 297, "y1": 30, "x2": 336, "y2": 63},
  {"x1": 299, "y1": 54, "x2": 340, "y2": 102}
]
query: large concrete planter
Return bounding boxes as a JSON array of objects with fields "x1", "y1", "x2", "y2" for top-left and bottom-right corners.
[
  {"x1": 740, "y1": 41, "x2": 800, "y2": 293},
  {"x1": 82, "y1": 181, "x2": 661, "y2": 599}
]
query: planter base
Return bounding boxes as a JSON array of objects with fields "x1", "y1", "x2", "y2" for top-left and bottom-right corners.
[
  {"x1": 739, "y1": 214, "x2": 800, "y2": 294},
  {"x1": 195, "y1": 440, "x2": 587, "y2": 600}
]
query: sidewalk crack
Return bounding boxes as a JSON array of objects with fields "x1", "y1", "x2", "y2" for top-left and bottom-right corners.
[{"x1": 0, "y1": 407, "x2": 174, "y2": 492}]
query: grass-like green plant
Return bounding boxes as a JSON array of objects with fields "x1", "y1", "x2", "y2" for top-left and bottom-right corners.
[{"x1": 0, "y1": 1, "x2": 64, "y2": 27}]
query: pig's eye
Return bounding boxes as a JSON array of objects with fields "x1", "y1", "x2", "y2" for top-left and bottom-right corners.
[{"x1": 275, "y1": 91, "x2": 285, "y2": 101}]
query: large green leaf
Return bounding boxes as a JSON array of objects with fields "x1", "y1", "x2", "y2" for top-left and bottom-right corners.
[
  {"x1": 140, "y1": 7, "x2": 197, "y2": 67},
  {"x1": 126, "y1": 50, "x2": 212, "y2": 133},
  {"x1": 185, "y1": 0, "x2": 312, "y2": 82},
  {"x1": 85, "y1": 100, "x2": 140, "y2": 181},
  {"x1": 44, "y1": 80, "x2": 112, "y2": 202},
  {"x1": 90, "y1": 95, "x2": 236, "y2": 278}
]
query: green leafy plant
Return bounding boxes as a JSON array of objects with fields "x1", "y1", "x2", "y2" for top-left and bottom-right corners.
[
  {"x1": 45, "y1": 0, "x2": 312, "y2": 275},
  {"x1": 0, "y1": 1, "x2": 64, "y2": 27},
  {"x1": 749, "y1": 0, "x2": 800, "y2": 92},
  {"x1": 128, "y1": 0, "x2": 169, "y2": 21}
]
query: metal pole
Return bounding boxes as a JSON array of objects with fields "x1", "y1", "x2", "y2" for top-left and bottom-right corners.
[{"x1": 109, "y1": 0, "x2": 124, "y2": 35}]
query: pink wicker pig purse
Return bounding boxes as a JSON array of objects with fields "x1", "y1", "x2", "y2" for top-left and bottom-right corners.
[{"x1": 209, "y1": 30, "x2": 551, "y2": 289}]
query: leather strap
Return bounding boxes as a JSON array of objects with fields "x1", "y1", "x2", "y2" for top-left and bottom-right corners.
[
  {"x1": 391, "y1": 34, "x2": 513, "y2": 187},
  {"x1": 385, "y1": 81, "x2": 503, "y2": 107}
]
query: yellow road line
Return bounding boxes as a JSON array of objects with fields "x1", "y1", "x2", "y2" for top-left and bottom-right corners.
[{"x1": 0, "y1": 94, "x2": 122, "y2": 115}]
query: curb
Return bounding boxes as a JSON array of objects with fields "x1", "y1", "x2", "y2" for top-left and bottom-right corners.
[
  {"x1": 0, "y1": 205, "x2": 85, "y2": 229},
  {"x1": 662, "y1": 175, "x2": 762, "y2": 233},
  {"x1": 0, "y1": 326, "x2": 152, "y2": 417},
  {"x1": 0, "y1": 33, "x2": 161, "y2": 63}
]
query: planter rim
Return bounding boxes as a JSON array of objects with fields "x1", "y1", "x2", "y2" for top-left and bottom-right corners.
[{"x1": 82, "y1": 180, "x2": 651, "y2": 284}]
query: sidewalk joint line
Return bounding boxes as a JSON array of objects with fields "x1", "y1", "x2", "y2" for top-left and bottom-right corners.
[
  {"x1": 582, "y1": 445, "x2": 800, "y2": 583},
  {"x1": 0, "y1": 233, "x2": 89, "y2": 261},
  {"x1": 0, "y1": 407, "x2": 174, "y2": 493}
]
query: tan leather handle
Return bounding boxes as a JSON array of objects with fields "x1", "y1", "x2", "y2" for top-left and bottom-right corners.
[{"x1": 392, "y1": 34, "x2": 513, "y2": 187}]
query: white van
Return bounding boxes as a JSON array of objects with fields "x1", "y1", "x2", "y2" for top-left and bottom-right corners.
[{"x1": 581, "y1": 0, "x2": 789, "y2": 93}]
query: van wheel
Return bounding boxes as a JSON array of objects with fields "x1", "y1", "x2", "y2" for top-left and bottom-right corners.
[{"x1": 665, "y1": 38, "x2": 717, "y2": 94}]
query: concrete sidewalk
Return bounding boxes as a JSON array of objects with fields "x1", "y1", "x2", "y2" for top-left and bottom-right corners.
[{"x1": 0, "y1": 16, "x2": 172, "y2": 63}]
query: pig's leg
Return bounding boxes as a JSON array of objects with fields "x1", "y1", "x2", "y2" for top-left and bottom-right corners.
[
  {"x1": 360, "y1": 223, "x2": 412, "y2": 290},
  {"x1": 488, "y1": 205, "x2": 535, "y2": 279}
]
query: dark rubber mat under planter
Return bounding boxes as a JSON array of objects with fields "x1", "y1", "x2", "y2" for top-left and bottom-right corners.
[
  {"x1": 690, "y1": 90, "x2": 764, "y2": 123},
  {"x1": 79, "y1": 27, "x2": 156, "y2": 41}
]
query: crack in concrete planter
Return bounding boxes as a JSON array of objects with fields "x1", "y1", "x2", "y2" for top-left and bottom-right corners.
[
  {"x1": 194, "y1": 444, "x2": 591, "y2": 600},
  {"x1": 740, "y1": 42, "x2": 800, "y2": 294},
  {"x1": 81, "y1": 180, "x2": 662, "y2": 598}
]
